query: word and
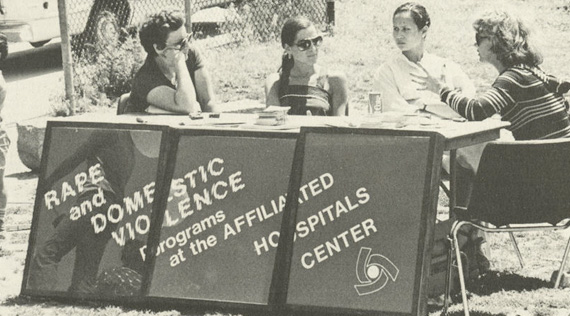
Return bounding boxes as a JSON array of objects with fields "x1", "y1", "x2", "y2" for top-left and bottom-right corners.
[
  {"x1": 42, "y1": 157, "x2": 247, "y2": 249},
  {"x1": 43, "y1": 163, "x2": 105, "y2": 210}
]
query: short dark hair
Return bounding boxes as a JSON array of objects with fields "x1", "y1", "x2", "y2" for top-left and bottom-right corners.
[
  {"x1": 393, "y1": 2, "x2": 431, "y2": 29},
  {"x1": 473, "y1": 10, "x2": 542, "y2": 67},
  {"x1": 139, "y1": 9, "x2": 185, "y2": 57}
]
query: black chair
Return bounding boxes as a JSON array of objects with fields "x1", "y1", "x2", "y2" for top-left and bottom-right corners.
[{"x1": 442, "y1": 138, "x2": 570, "y2": 315}]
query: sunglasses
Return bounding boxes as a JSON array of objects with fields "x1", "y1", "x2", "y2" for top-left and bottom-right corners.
[
  {"x1": 475, "y1": 33, "x2": 489, "y2": 46},
  {"x1": 295, "y1": 35, "x2": 323, "y2": 51},
  {"x1": 165, "y1": 34, "x2": 191, "y2": 51}
]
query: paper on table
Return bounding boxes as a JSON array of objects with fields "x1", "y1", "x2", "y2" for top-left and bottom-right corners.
[
  {"x1": 239, "y1": 123, "x2": 299, "y2": 130},
  {"x1": 422, "y1": 101, "x2": 464, "y2": 120},
  {"x1": 184, "y1": 118, "x2": 249, "y2": 126},
  {"x1": 145, "y1": 105, "x2": 186, "y2": 115},
  {"x1": 263, "y1": 105, "x2": 290, "y2": 113}
]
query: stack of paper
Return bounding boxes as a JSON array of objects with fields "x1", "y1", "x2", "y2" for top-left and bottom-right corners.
[{"x1": 256, "y1": 111, "x2": 288, "y2": 126}]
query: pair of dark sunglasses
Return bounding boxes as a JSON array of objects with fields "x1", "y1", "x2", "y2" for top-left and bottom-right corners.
[
  {"x1": 165, "y1": 34, "x2": 191, "y2": 51},
  {"x1": 295, "y1": 35, "x2": 323, "y2": 51},
  {"x1": 475, "y1": 33, "x2": 489, "y2": 46}
]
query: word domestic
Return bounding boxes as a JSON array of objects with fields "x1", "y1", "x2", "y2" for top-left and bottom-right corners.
[
  {"x1": 42, "y1": 158, "x2": 245, "y2": 247},
  {"x1": 165, "y1": 158, "x2": 245, "y2": 226}
]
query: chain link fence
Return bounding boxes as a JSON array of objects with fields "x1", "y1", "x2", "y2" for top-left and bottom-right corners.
[
  {"x1": 193, "y1": 0, "x2": 331, "y2": 47},
  {"x1": 63, "y1": 0, "x2": 332, "y2": 54},
  {"x1": 57, "y1": 0, "x2": 334, "y2": 112}
]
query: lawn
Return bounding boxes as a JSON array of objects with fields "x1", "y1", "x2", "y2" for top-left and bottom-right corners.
[{"x1": 2, "y1": 0, "x2": 570, "y2": 315}]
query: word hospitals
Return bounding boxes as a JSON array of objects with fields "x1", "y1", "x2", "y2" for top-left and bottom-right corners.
[
  {"x1": 254, "y1": 184, "x2": 376, "y2": 270},
  {"x1": 42, "y1": 158, "x2": 245, "y2": 246}
]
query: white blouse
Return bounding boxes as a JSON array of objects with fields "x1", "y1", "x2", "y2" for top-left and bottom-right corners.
[{"x1": 374, "y1": 52, "x2": 475, "y2": 112}]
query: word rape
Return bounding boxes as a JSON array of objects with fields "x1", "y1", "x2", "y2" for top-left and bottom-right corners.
[{"x1": 42, "y1": 158, "x2": 245, "y2": 247}]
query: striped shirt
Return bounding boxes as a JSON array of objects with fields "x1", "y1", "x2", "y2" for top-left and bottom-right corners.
[
  {"x1": 279, "y1": 84, "x2": 333, "y2": 116},
  {"x1": 441, "y1": 66, "x2": 570, "y2": 140}
]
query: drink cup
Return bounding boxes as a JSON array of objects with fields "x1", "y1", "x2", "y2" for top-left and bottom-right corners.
[{"x1": 368, "y1": 92, "x2": 382, "y2": 114}]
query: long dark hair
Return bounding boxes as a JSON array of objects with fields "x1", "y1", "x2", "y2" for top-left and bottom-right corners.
[
  {"x1": 473, "y1": 10, "x2": 542, "y2": 68},
  {"x1": 278, "y1": 16, "x2": 313, "y2": 98},
  {"x1": 393, "y1": 2, "x2": 431, "y2": 29}
]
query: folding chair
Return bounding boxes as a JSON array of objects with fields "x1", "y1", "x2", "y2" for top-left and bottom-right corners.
[{"x1": 442, "y1": 138, "x2": 570, "y2": 316}]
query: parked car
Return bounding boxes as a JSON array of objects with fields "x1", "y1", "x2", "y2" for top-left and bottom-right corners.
[{"x1": 0, "y1": 0, "x2": 233, "y2": 53}]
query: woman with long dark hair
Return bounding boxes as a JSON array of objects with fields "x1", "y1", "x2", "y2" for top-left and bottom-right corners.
[{"x1": 265, "y1": 16, "x2": 348, "y2": 116}]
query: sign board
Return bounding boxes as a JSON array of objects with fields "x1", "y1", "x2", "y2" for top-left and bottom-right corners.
[
  {"x1": 22, "y1": 121, "x2": 169, "y2": 300},
  {"x1": 22, "y1": 122, "x2": 445, "y2": 315},
  {"x1": 273, "y1": 127, "x2": 444, "y2": 316},
  {"x1": 146, "y1": 129, "x2": 297, "y2": 308}
]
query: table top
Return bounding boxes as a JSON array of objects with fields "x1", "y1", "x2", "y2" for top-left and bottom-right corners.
[{"x1": 51, "y1": 112, "x2": 510, "y2": 151}]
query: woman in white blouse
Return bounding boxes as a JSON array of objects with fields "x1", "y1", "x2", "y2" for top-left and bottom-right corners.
[{"x1": 374, "y1": 2, "x2": 475, "y2": 113}]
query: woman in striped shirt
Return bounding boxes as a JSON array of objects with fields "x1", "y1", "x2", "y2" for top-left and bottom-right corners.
[
  {"x1": 421, "y1": 10, "x2": 570, "y2": 277},
  {"x1": 421, "y1": 10, "x2": 570, "y2": 140}
]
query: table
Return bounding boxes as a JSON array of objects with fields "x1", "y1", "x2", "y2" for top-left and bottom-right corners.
[
  {"x1": 61, "y1": 112, "x2": 510, "y2": 215},
  {"x1": 61, "y1": 112, "x2": 509, "y2": 151}
]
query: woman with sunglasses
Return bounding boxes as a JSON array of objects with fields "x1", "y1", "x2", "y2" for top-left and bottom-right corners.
[
  {"x1": 374, "y1": 2, "x2": 476, "y2": 113},
  {"x1": 130, "y1": 9, "x2": 218, "y2": 114},
  {"x1": 422, "y1": 10, "x2": 570, "y2": 140},
  {"x1": 421, "y1": 10, "x2": 570, "y2": 281},
  {"x1": 265, "y1": 16, "x2": 348, "y2": 116}
]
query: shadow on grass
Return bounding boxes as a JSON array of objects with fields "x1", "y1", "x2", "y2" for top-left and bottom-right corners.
[
  {"x1": 427, "y1": 270, "x2": 550, "y2": 315},
  {"x1": 1, "y1": 295, "x2": 86, "y2": 308},
  {"x1": 467, "y1": 270, "x2": 550, "y2": 295},
  {"x1": 2, "y1": 295, "x2": 258, "y2": 316},
  {"x1": 2, "y1": 295, "x2": 158, "y2": 315},
  {"x1": 6, "y1": 171, "x2": 38, "y2": 180}
]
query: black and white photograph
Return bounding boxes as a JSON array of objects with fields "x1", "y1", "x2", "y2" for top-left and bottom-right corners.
[{"x1": 1, "y1": 0, "x2": 570, "y2": 315}]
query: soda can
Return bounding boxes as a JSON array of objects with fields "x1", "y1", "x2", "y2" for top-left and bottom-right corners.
[{"x1": 368, "y1": 92, "x2": 382, "y2": 114}]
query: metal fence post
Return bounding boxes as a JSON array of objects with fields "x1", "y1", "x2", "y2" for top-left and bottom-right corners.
[
  {"x1": 58, "y1": 0, "x2": 75, "y2": 115},
  {"x1": 185, "y1": 0, "x2": 192, "y2": 34},
  {"x1": 326, "y1": 0, "x2": 335, "y2": 25}
]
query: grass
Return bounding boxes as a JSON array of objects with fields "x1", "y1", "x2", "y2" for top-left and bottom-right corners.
[{"x1": 3, "y1": 0, "x2": 570, "y2": 315}]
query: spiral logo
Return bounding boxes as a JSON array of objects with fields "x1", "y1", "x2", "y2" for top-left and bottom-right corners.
[{"x1": 354, "y1": 247, "x2": 399, "y2": 296}]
